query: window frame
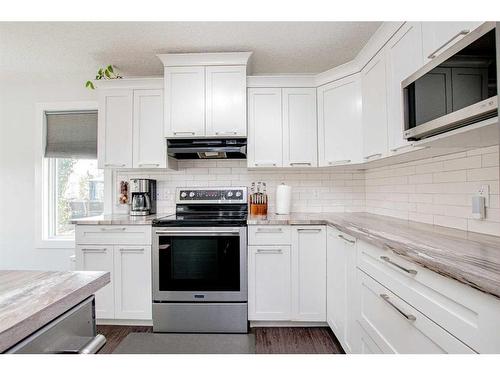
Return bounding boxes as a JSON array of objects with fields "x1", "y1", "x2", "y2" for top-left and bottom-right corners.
[{"x1": 35, "y1": 101, "x2": 99, "y2": 249}]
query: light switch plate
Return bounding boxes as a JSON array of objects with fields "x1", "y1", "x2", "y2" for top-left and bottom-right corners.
[{"x1": 478, "y1": 184, "x2": 490, "y2": 207}]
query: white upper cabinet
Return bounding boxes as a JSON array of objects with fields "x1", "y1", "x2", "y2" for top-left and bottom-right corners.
[
  {"x1": 362, "y1": 50, "x2": 389, "y2": 161},
  {"x1": 133, "y1": 89, "x2": 166, "y2": 168},
  {"x1": 386, "y1": 22, "x2": 424, "y2": 152},
  {"x1": 164, "y1": 66, "x2": 206, "y2": 137},
  {"x1": 282, "y1": 88, "x2": 318, "y2": 167},
  {"x1": 247, "y1": 88, "x2": 283, "y2": 167},
  {"x1": 317, "y1": 75, "x2": 363, "y2": 166},
  {"x1": 98, "y1": 89, "x2": 133, "y2": 169},
  {"x1": 422, "y1": 22, "x2": 483, "y2": 62},
  {"x1": 205, "y1": 66, "x2": 247, "y2": 137}
]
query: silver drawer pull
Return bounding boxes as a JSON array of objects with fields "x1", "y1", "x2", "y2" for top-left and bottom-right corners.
[
  {"x1": 390, "y1": 144, "x2": 413, "y2": 152},
  {"x1": 173, "y1": 131, "x2": 196, "y2": 135},
  {"x1": 290, "y1": 162, "x2": 312, "y2": 166},
  {"x1": 215, "y1": 131, "x2": 237, "y2": 135},
  {"x1": 257, "y1": 248, "x2": 283, "y2": 254},
  {"x1": 81, "y1": 248, "x2": 107, "y2": 253},
  {"x1": 328, "y1": 159, "x2": 351, "y2": 165},
  {"x1": 380, "y1": 294, "x2": 417, "y2": 322},
  {"x1": 119, "y1": 248, "x2": 144, "y2": 252},
  {"x1": 364, "y1": 153, "x2": 382, "y2": 160},
  {"x1": 256, "y1": 228, "x2": 283, "y2": 233},
  {"x1": 380, "y1": 256, "x2": 417, "y2": 275},
  {"x1": 254, "y1": 163, "x2": 277, "y2": 167},
  {"x1": 427, "y1": 29, "x2": 470, "y2": 59},
  {"x1": 138, "y1": 163, "x2": 160, "y2": 167},
  {"x1": 100, "y1": 227, "x2": 127, "y2": 232},
  {"x1": 104, "y1": 163, "x2": 126, "y2": 167},
  {"x1": 338, "y1": 234, "x2": 355, "y2": 244},
  {"x1": 297, "y1": 228, "x2": 322, "y2": 233}
]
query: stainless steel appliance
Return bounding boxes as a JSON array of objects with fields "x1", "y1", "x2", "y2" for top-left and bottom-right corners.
[
  {"x1": 6, "y1": 296, "x2": 106, "y2": 354},
  {"x1": 403, "y1": 22, "x2": 498, "y2": 140},
  {"x1": 167, "y1": 138, "x2": 247, "y2": 159},
  {"x1": 152, "y1": 186, "x2": 248, "y2": 333},
  {"x1": 130, "y1": 178, "x2": 156, "y2": 216}
]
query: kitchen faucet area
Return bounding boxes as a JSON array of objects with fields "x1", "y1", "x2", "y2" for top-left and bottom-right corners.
[{"x1": 1, "y1": 1, "x2": 500, "y2": 374}]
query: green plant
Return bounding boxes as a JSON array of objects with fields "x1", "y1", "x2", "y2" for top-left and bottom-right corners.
[{"x1": 85, "y1": 65, "x2": 122, "y2": 90}]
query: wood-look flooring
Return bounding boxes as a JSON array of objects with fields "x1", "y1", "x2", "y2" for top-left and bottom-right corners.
[{"x1": 96, "y1": 325, "x2": 344, "y2": 354}]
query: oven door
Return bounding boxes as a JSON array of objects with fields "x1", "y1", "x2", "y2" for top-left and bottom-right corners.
[{"x1": 152, "y1": 227, "x2": 247, "y2": 302}]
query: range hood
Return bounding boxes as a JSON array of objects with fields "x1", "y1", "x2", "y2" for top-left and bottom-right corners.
[{"x1": 167, "y1": 138, "x2": 247, "y2": 160}]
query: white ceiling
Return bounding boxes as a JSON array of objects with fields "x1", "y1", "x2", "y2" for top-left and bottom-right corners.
[{"x1": 0, "y1": 22, "x2": 381, "y2": 79}]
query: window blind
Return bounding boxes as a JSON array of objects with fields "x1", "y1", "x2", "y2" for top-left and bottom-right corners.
[{"x1": 44, "y1": 110, "x2": 98, "y2": 159}]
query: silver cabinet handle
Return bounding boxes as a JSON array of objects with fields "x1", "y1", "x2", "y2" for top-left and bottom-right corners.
[
  {"x1": 380, "y1": 294, "x2": 416, "y2": 322},
  {"x1": 290, "y1": 162, "x2": 312, "y2": 166},
  {"x1": 297, "y1": 228, "x2": 322, "y2": 233},
  {"x1": 104, "y1": 163, "x2": 126, "y2": 167},
  {"x1": 119, "y1": 248, "x2": 144, "y2": 252},
  {"x1": 81, "y1": 248, "x2": 107, "y2": 253},
  {"x1": 380, "y1": 256, "x2": 417, "y2": 275},
  {"x1": 138, "y1": 163, "x2": 160, "y2": 167},
  {"x1": 257, "y1": 248, "x2": 283, "y2": 254},
  {"x1": 328, "y1": 159, "x2": 351, "y2": 165},
  {"x1": 256, "y1": 228, "x2": 283, "y2": 233},
  {"x1": 427, "y1": 29, "x2": 470, "y2": 59},
  {"x1": 215, "y1": 131, "x2": 238, "y2": 135},
  {"x1": 390, "y1": 144, "x2": 414, "y2": 152},
  {"x1": 364, "y1": 153, "x2": 382, "y2": 160},
  {"x1": 254, "y1": 162, "x2": 277, "y2": 167},
  {"x1": 79, "y1": 334, "x2": 107, "y2": 354},
  {"x1": 100, "y1": 227, "x2": 127, "y2": 232},
  {"x1": 173, "y1": 131, "x2": 196, "y2": 135},
  {"x1": 338, "y1": 234, "x2": 355, "y2": 244}
]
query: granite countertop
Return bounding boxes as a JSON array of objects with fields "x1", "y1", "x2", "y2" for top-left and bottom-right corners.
[
  {"x1": 248, "y1": 212, "x2": 500, "y2": 299},
  {"x1": 0, "y1": 270, "x2": 109, "y2": 352},
  {"x1": 71, "y1": 213, "x2": 173, "y2": 225}
]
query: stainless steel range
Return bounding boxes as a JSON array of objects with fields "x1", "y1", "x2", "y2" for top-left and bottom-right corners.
[{"x1": 151, "y1": 186, "x2": 248, "y2": 333}]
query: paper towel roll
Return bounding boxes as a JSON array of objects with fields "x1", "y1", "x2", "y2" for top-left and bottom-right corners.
[{"x1": 276, "y1": 183, "x2": 292, "y2": 215}]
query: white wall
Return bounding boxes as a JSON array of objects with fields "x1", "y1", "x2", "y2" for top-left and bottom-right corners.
[{"x1": 0, "y1": 74, "x2": 97, "y2": 270}]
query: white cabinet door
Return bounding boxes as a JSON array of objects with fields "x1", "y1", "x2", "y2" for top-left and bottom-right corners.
[
  {"x1": 97, "y1": 89, "x2": 133, "y2": 169},
  {"x1": 205, "y1": 66, "x2": 247, "y2": 137},
  {"x1": 292, "y1": 226, "x2": 327, "y2": 321},
  {"x1": 386, "y1": 22, "x2": 424, "y2": 152},
  {"x1": 318, "y1": 75, "x2": 363, "y2": 166},
  {"x1": 133, "y1": 89, "x2": 166, "y2": 168},
  {"x1": 327, "y1": 227, "x2": 347, "y2": 341},
  {"x1": 114, "y1": 245, "x2": 152, "y2": 320},
  {"x1": 362, "y1": 50, "x2": 389, "y2": 161},
  {"x1": 164, "y1": 66, "x2": 205, "y2": 137},
  {"x1": 282, "y1": 88, "x2": 317, "y2": 168},
  {"x1": 75, "y1": 245, "x2": 114, "y2": 319},
  {"x1": 248, "y1": 245, "x2": 291, "y2": 321},
  {"x1": 247, "y1": 88, "x2": 283, "y2": 168},
  {"x1": 422, "y1": 22, "x2": 483, "y2": 61}
]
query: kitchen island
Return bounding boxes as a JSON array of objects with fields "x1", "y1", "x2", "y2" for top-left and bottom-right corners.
[{"x1": 0, "y1": 270, "x2": 109, "y2": 353}]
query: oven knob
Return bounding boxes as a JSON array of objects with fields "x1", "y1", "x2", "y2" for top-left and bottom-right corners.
[
  {"x1": 235, "y1": 191, "x2": 242, "y2": 197},
  {"x1": 227, "y1": 191, "x2": 233, "y2": 197},
  {"x1": 189, "y1": 192, "x2": 195, "y2": 198},
  {"x1": 180, "y1": 192, "x2": 187, "y2": 198}
]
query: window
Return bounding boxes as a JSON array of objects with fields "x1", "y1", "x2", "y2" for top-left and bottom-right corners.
[{"x1": 35, "y1": 102, "x2": 102, "y2": 248}]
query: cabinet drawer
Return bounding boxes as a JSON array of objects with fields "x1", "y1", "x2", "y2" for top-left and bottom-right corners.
[
  {"x1": 357, "y1": 239, "x2": 500, "y2": 353},
  {"x1": 248, "y1": 225, "x2": 291, "y2": 245},
  {"x1": 358, "y1": 270, "x2": 474, "y2": 353},
  {"x1": 76, "y1": 225, "x2": 152, "y2": 245}
]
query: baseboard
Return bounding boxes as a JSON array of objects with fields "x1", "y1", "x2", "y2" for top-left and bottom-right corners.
[
  {"x1": 97, "y1": 319, "x2": 153, "y2": 326},
  {"x1": 250, "y1": 321, "x2": 329, "y2": 328}
]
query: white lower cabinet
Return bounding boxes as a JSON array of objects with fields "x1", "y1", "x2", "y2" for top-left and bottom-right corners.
[
  {"x1": 248, "y1": 225, "x2": 326, "y2": 322},
  {"x1": 248, "y1": 245, "x2": 291, "y2": 320},
  {"x1": 75, "y1": 225, "x2": 152, "y2": 321}
]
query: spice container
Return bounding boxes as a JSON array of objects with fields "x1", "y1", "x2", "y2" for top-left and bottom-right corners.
[{"x1": 249, "y1": 181, "x2": 268, "y2": 216}]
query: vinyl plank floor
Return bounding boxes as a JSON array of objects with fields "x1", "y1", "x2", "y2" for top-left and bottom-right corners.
[{"x1": 96, "y1": 325, "x2": 344, "y2": 354}]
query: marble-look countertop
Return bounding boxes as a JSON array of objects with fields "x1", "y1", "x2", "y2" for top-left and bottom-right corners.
[
  {"x1": 0, "y1": 270, "x2": 109, "y2": 352},
  {"x1": 249, "y1": 212, "x2": 500, "y2": 299},
  {"x1": 71, "y1": 213, "x2": 173, "y2": 225}
]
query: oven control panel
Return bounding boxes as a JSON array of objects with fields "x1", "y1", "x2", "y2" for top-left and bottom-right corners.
[{"x1": 177, "y1": 187, "x2": 247, "y2": 204}]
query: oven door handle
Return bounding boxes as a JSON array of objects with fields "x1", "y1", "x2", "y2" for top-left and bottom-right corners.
[{"x1": 155, "y1": 229, "x2": 241, "y2": 236}]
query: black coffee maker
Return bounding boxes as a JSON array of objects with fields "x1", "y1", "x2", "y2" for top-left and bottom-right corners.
[{"x1": 130, "y1": 179, "x2": 156, "y2": 216}]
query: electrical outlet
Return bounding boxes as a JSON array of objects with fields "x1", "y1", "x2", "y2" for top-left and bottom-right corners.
[{"x1": 478, "y1": 185, "x2": 490, "y2": 207}]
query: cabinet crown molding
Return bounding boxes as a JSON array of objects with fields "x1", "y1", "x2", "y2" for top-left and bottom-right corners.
[
  {"x1": 95, "y1": 77, "x2": 163, "y2": 90},
  {"x1": 157, "y1": 52, "x2": 253, "y2": 67}
]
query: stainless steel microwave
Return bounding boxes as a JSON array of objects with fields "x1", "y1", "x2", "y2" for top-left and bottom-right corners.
[{"x1": 402, "y1": 22, "x2": 498, "y2": 141}]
